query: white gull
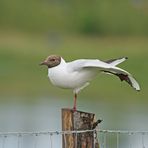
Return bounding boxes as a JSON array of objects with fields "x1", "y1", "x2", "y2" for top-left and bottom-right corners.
[{"x1": 40, "y1": 55, "x2": 140, "y2": 110}]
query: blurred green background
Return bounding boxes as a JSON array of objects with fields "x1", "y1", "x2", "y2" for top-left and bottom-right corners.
[{"x1": 0, "y1": 0, "x2": 148, "y2": 134}]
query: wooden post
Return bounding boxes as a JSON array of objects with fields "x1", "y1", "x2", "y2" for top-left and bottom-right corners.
[{"x1": 62, "y1": 108, "x2": 100, "y2": 148}]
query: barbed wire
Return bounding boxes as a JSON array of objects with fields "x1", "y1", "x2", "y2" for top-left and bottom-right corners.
[
  {"x1": 0, "y1": 129, "x2": 148, "y2": 137},
  {"x1": 0, "y1": 129, "x2": 148, "y2": 148}
]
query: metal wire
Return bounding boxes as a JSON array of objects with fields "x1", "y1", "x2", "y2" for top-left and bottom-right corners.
[
  {"x1": 129, "y1": 132, "x2": 133, "y2": 148},
  {"x1": 74, "y1": 131, "x2": 77, "y2": 148},
  {"x1": 141, "y1": 133, "x2": 145, "y2": 148},
  {"x1": 1, "y1": 129, "x2": 148, "y2": 136},
  {"x1": 2, "y1": 136, "x2": 6, "y2": 148},
  {"x1": 0, "y1": 129, "x2": 148, "y2": 148},
  {"x1": 34, "y1": 134, "x2": 38, "y2": 148},
  {"x1": 49, "y1": 133, "x2": 53, "y2": 148},
  {"x1": 116, "y1": 133, "x2": 119, "y2": 148},
  {"x1": 17, "y1": 134, "x2": 22, "y2": 148},
  {"x1": 103, "y1": 132, "x2": 107, "y2": 148}
]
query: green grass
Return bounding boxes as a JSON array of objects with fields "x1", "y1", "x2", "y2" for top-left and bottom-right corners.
[
  {"x1": 0, "y1": 31, "x2": 147, "y2": 104},
  {"x1": 0, "y1": 0, "x2": 148, "y2": 35}
]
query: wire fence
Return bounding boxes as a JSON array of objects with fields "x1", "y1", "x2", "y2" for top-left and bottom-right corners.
[{"x1": 0, "y1": 129, "x2": 148, "y2": 148}]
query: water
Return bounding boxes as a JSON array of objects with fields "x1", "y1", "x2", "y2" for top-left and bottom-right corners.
[{"x1": 0, "y1": 96, "x2": 148, "y2": 147}]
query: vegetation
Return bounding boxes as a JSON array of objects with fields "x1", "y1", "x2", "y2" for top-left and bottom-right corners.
[
  {"x1": 0, "y1": 0, "x2": 148, "y2": 35},
  {"x1": 0, "y1": 32, "x2": 147, "y2": 104},
  {"x1": 0, "y1": 0, "x2": 147, "y2": 104}
]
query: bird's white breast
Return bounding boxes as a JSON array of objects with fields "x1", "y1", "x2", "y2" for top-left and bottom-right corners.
[
  {"x1": 48, "y1": 64, "x2": 72, "y2": 88},
  {"x1": 48, "y1": 62, "x2": 98, "y2": 89}
]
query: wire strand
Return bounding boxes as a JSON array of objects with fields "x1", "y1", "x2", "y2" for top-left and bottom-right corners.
[
  {"x1": 0, "y1": 129, "x2": 148, "y2": 148},
  {"x1": 0, "y1": 129, "x2": 148, "y2": 137}
]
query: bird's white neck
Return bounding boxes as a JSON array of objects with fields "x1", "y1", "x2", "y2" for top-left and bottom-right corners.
[{"x1": 60, "y1": 57, "x2": 66, "y2": 65}]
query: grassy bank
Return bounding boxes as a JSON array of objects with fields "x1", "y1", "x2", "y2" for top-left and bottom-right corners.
[{"x1": 0, "y1": 31, "x2": 147, "y2": 103}]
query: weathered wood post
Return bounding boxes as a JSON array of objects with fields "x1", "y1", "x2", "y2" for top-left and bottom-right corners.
[{"x1": 62, "y1": 108, "x2": 100, "y2": 148}]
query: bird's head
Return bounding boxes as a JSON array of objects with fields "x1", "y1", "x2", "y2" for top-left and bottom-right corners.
[{"x1": 40, "y1": 55, "x2": 61, "y2": 68}]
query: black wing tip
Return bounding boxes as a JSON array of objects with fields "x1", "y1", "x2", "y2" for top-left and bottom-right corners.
[
  {"x1": 105, "y1": 56, "x2": 128, "y2": 64},
  {"x1": 116, "y1": 56, "x2": 128, "y2": 60}
]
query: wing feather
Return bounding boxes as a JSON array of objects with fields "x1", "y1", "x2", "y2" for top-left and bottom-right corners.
[{"x1": 67, "y1": 59, "x2": 140, "y2": 91}]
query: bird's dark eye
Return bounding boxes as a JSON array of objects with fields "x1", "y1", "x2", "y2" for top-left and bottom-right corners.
[{"x1": 50, "y1": 59, "x2": 56, "y2": 61}]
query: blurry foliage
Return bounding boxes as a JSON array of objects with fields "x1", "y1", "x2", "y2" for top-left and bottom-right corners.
[
  {"x1": 0, "y1": 32, "x2": 147, "y2": 102},
  {"x1": 0, "y1": 0, "x2": 147, "y2": 102},
  {"x1": 0, "y1": 0, "x2": 148, "y2": 35}
]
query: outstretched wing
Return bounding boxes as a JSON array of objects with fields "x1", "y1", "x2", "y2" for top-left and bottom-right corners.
[
  {"x1": 67, "y1": 59, "x2": 111, "y2": 71},
  {"x1": 67, "y1": 59, "x2": 140, "y2": 91}
]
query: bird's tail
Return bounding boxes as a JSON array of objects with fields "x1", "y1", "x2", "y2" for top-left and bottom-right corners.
[{"x1": 105, "y1": 57, "x2": 128, "y2": 66}]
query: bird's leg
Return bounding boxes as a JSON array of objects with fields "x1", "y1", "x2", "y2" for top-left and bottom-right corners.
[{"x1": 73, "y1": 93, "x2": 77, "y2": 111}]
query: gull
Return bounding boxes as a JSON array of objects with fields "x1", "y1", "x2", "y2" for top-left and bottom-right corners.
[{"x1": 40, "y1": 55, "x2": 140, "y2": 110}]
